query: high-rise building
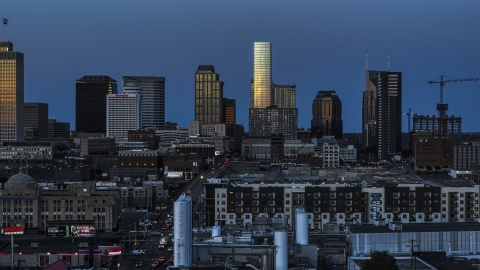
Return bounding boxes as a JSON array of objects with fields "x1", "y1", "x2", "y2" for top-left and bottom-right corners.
[
  {"x1": 48, "y1": 119, "x2": 70, "y2": 138},
  {"x1": 249, "y1": 106, "x2": 298, "y2": 140},
  {"x1": 194, "y1": 66, "x2": 224, "y2": 125},
  {"x1": 0, "y1": 42, "x2": 24, "y2": 142},
  {"x1": 311, "y1": 90, "x2": 343, "y2": 139},
  {"x1": 106, "y1": 93, "x2": 142, "y2": 138},
  {"x1": 272, "y1": 84, "x2": 296, "y2": 108},
  {"x1": 362, "y1": 69, "x2": 402, "y2": 160},
  {"x1": 250, "y1": 42, "x2": 272, "y2": 108},
  {"x1": 122, "y1": 76, "x2": 165, "y2": 129},
  {"x1": 24, "y1": 102, "x2": 48, "y2": 139},
  {"x1": 76, "y1": 75, "x2": 117, "y2": 134},
  {"x1": 222, "y1": 98, "x2": 236, "y2": 138}
]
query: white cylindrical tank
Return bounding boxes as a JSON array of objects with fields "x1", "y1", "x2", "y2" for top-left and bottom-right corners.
[
  {"x1": 212, "y1": 226, "x2": 221, "y2": 237},
  {"x1": 174, "y1": 194, "x2": 192, "y2": 267},
  {"x1": 274, "y1": 230, "x2": 288, "y2": 270},
  {"x1": 296, "y1": 208, "x2": 309, "y2": 245},
  {"x1": 262, "y1": 252, "x2": 270, "y2": 270}
]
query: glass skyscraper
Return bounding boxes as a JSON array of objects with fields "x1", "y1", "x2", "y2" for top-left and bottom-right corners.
[
  {"x1": 250, "y1": 42, "x2": 272, "y2": 109},
  {"x1": 195, "y1": 66, "x2": 224, "y2": 125},
  {"x1": 76, "y1": 75, "x2": 117, "y2": 134},
  {"x1": 122, "y1": 76, "x2": 165, "y2": 130},
  {"x1": 0, "y1": 42, "x2": 24, "y2": 142}
]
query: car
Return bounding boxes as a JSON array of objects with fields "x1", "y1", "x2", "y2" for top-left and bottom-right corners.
[
  {"x1": 151, "y1": 260, "x2": 160, "y2": 268},
  {"x1": 132, "y1": 249, "x2": 145, "y2": 255},
  {"x1": 116, "y1": 230, "x2": 125, "y2": 235},
  {"x1": 167, "y1": 246, "x2": 174, "y2": 252},
  {"x1": 135, "y1": 261, "x2": 143, "y2": 267},
  {"x1": 158, "y1": 256, "x2": 165, "y2": 263}
]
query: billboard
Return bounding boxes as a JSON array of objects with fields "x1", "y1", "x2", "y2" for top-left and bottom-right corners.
[
  {"x1": 46, "y1": 225, "x2": 95, "y2": 237},
  {"x1": 166, "y1": 172, "x2": 183, "y2": 178},
  {"x1": 2, "y1": 226, "x2": 24, "y2": 235}
]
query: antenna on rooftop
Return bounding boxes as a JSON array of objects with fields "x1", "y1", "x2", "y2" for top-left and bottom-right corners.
[{"x1": 366, "y1": 50, "x2": 369, "y2": 71}]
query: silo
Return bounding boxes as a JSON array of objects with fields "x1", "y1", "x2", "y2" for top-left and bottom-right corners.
[
  {"x1": 262, "y1": 252, "x2": 270, "y2": 270},
  {"x1": 274, "y1": 230, "x2": 288, "y2": 270},
  {"x1": 296, "y1": 208, "x2": 309, "y2": 245},
  {"x1": 212, "y1": 226, "x2": 221, "y2": 237},
  {"x1": 174, "y1": 194, "x2": 192, "y2": 267}
]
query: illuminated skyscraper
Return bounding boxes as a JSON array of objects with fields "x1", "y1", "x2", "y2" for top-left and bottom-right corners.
[
  {"x1": 122, "y1": 76, "x2": 165, "y2": 129},
  {"x1": 250, "y1": 42, "x2": 272, "y2": 108},
  {"x1": 194, "y1": 66, "x2": 224, "y2": 125},
  {"x1": 76, "y1": 75, "x2": 117, "y2": 134},
  {"x1": 272, "y1": 84, "x2": 296, "y2": 108},
  {"x1": 0, "y1": 42, "x2": 24, "y2": 142}
]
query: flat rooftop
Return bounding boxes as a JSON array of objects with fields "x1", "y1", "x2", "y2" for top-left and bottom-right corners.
[{"x1": 349, "y1": 222, "x2": 480, "y2": 234}]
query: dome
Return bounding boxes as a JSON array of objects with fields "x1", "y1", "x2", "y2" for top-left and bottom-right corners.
[{"x1": 4, "y1": 172, "x2": 37, "y2": 190}]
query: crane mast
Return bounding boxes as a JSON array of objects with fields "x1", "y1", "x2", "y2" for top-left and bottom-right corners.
[{"x1": 428, "y1": 75, "x2": 479, "y2": 119}]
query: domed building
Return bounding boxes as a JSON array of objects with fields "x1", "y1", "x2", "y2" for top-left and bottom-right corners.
[{"x1": 0, "y1": 172, "x2": 40, "y2": 230}]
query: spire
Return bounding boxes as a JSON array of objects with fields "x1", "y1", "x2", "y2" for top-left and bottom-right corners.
[
  {"x1": 366, "y1": 50, "x2": 369, "y2": 71},
  {"x1": 387, "y1": 51, "x2": 390, "y2": 72}
]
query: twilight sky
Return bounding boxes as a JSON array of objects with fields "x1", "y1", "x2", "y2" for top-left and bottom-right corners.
[{"x1": 2, "y1": 1, "x2": 480, "y2": 132}]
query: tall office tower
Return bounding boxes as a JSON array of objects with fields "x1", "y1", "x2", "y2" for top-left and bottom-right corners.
[
  {"x1": 0, "y1": 42, "x2": 24, "y2": 142},
  {"x1": 362, "y1": 69, "x2": 402, "y2": 160},
  {"x1": 272, "y1": 84, "x2": 296, "y2": 108},
  {"x1": 222, "y1": 98, "x2": 236, "y2": 138},
  {"x1": 250, "y1": 42, "x2": 272, "y2": 108},
  {"x1": 24, "y1": 102, "x2": 48, "y2": 138},
  {"x1": 249, "y1": 106, "x2": 298, "y2": 140},
  {"x1": 194, "y1": 66, "x2": 224, "y2": 124},
  {"x1": 311, "y1": 90, "x2": 343, "y2": 139},
  {"x1": 106, "y1": 94, "x2": 141, "y2": 138},
  {"x1": 76, "y1": 75, "x2": 117, "y2": 134},
  {"x1": 122, "y1": 76, "x2": 165, "y2": 130}
]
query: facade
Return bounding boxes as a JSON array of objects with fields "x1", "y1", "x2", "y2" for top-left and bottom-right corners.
[
  {"x1": 24, "y1": 102, "x2": 48, "y2": 139},
  {"x1": 80, "y1": 137, "x2": 115, "y2": 157},
  {"x1": 115, "y1": 141, "x2": 149, "y2": 151},
  {"x1": 172, "y1": 140, "x2": 215, "y2": 159},
  {"x1": 117, "y1": 149, "x2": 160, "y2": 169},
  {"x1": 270, "y1": 134, "x2": 284, "y2": 163},
  {"x1": 250, "y1": 42, "x2": 272, "y2": 109},
  {"x1": 0, "y1": 42, "x2": 24, "y2": 142},
  {"x1": 122, "y1": 76, "x2": 166, "y2": 129},
  {"x1": 412, "y1": 133, "x2": 454, "y2": 173},
  {"x1": 362, "y1": 70, "x2": 377, "y2": 148},
  {"x1": 203, "y1": 180, "x2": 480, "y2": 230},
  {"x1": 155, "y1": 129, "x2": 189, "y2": 144},
  {"x1": 339, "y1": 145, "x2": 357, "y2": 163},
  {"x1": 272, "y1": 84, "x2": 296, "y2": 108},
  {"x1": 76, "y1": 75, "x2": 117, "y2": 134},
  {"x1": 249, "y1": 106, "x2": 298, "y2": 140},
  {"x1": 47, "y1": 119, "x2": 70, "y2": 138},
  {"x1": 0, "y1": 143, "x2": 52, "y2": 164},
  {"x1": 120, "y1": 181, "x2": 165, "y2": 211},
  {"x1": 127, "y1": 129, "x2": 159, "y2": 150},
  {"x1": 222, "y1": 98, "x2": 236, "y2": 138},
  {"x1": 0, "y1": 174, "x2": 119, "y2": 233},
  {"x1": 106, "y1": 93, "x2": 141, "y2": 138},
  {"x1": 194, "y1": 65, "x2": 224, "y2": 125},
  {"x1": 242, "y1": 139, "x2": 314, "y2": 160},
  {"x1": 376, "y1": 71, "x2": 402, "y2": 159},
  {"x1": 311, "y1": 90, "x2": 343, "y2": 139},
  {"x1": 322, "y1": 142, "x2": 340, "y2": 168}
]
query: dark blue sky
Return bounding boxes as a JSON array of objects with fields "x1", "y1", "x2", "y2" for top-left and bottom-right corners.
[{"x1": 2, "y1": 1, "x2": 480, "y2": 132}]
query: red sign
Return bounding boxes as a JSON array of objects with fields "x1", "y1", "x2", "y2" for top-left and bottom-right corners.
[
  {"x1": 108, "y1": 247, "x2": 122, "y2": 255},
  {"x1": 65, "y1": 251, "x2": 76, "y2": 255},
  {"x1": 1, "y1": 252, "x2": 9, "y2": 255},
  {"x1": 49, "y1": 252, "x2": 57, "y2": 254},
  {"x1": 3, "y1": 226, "x2": 24, "y2": 235},
  {"x1": 21, "y1": 251, "x2": 33, "y2": 254}
]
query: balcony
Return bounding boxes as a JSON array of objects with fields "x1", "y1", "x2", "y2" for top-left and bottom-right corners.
[
  {"x1": 236, "y1": 194, "x2": 243, "y2": 199},
  {"x1": 236, "y1": 208, "x2": 243, "y2": 213},
  {"x1": 236, "y1": 202, "x2": 243, "y2": 206}
]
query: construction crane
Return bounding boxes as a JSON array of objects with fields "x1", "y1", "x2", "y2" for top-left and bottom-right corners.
[
  {"x1": 428, "y1": 75, "x2": 480, "y2": 119},
  {"x1": 402, "y1": 108, "x2": 415, "y2": 132}
]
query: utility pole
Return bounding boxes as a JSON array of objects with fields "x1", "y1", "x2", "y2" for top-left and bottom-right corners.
[{"x1": 406, "y1": 239, "x2": 418, "y2": 270}]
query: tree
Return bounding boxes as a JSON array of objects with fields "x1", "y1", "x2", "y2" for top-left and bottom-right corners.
[{"x1": 362, "y1": 250, "x2": 399, "y2": 270}]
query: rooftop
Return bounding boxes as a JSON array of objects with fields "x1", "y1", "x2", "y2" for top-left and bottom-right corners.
[{"x1": 349, "y1": 222, "x2": 480, "y2": 234}]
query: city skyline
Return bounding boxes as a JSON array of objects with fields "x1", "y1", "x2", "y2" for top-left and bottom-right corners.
[{"x1": 2, "y1": 1, "x2": 480, "y2": 132}]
